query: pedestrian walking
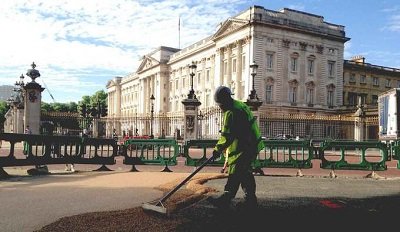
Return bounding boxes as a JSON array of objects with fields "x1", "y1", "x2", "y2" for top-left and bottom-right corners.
[{"x1": 208, "y1": 86, "x2": 265, "y2": 210}]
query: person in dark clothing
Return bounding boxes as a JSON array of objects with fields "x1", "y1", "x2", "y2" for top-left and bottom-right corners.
[{"x1": 208, "y1": 86, "x2": 265, "y2": 210}]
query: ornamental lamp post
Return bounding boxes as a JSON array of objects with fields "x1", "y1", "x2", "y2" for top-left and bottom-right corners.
[
  {"x1": 150, "y1": 94, "x2": 155, "y2": 139},
  {"x1": 188, "y1": 61, "x2": 197, "y2": 99},
  {"x1": 15, "y1": 74, "x2": 25, "y2": 87},
  {"x1": 248, "y1": 61, "x2": 259, "y2": 100}
]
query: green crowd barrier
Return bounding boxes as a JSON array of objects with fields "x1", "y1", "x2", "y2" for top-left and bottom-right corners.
[
  {"x1": 0, "y1": 133, "x2": 117, "y2": 167},
  {"x1": 123, "y1": 139, "x2": 178, "y2": 172},
  {"x1": 319, "y1": 140, "x2": 388, "y2": 171},
  {"x1": 184, "y1": 139, "x2": 222, "y2": 167},
  {"x1": 389, "y1": 140, "x2": 400, "y2": 169},
  {"x1": 254, "y1": 139, "x2": 314, "y2": 169}
]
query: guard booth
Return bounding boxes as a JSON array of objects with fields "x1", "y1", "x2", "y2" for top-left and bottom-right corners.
[
  {"x1": 378, "y1": 88, "x2": 400, "y2": 162},
  {"x1": 378, "y1": 88, "x2": 400, "y2": 141}
]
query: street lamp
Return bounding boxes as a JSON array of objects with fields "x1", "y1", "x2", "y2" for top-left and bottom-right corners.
[
  {"x1": 150, "y1": 94, "x2": 155, "y2": 138},
  {"x1": 15, "y1": 74, "x2": 24, "y2": 87},
  {"x1": 248, "y1": 61, "x2": 259, "y2": 100},
  {"x1": 188, "y1": 61, "x2": 197, "y2": 99}
]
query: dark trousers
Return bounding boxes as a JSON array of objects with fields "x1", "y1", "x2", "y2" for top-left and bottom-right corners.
[{"x1": 224, "y1": 151, "x2": 256, "y2": 201}]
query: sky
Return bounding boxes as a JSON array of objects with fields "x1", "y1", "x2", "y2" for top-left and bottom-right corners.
[{"x1": 0, "y1": 0, "x2": 399, "y2": 103}]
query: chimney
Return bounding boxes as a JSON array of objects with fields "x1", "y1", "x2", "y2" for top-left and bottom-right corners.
[{"x1": 350, "y1": 55, "x2": 365, "y2": 64}]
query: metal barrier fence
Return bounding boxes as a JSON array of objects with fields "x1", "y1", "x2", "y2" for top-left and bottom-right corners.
[
  {"x1": 183, "y1": 139, "x2": 222, "y2": 167},
  {"x1": 319, "y1": 140, "x2": 388, "y2": 171},
  {"x1": 1, "y1": 133, "x2": 399, "y2": 177},
  {"x1": 0, "y1": 133, "x2": 117, "y2": 168},
  {"x1": 255, "y1": 140, "x2": 314, "y2": 169},
  {"x1": 123, "y1": 139, "x2": 179, "y2": 172}
]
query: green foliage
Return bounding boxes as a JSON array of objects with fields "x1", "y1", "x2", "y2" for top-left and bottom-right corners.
[
  {"x1": 41, "y1": 101, "x2": 79, "y2": 113},
  {"x1": 0, "y1": 100, "x2": 10, "y2": 126},
  {"x1": 78, "y1": 90, "x2": 108, "y2": 117}
]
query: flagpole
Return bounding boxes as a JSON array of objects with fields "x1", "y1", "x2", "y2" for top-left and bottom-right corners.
[{"x1": 178, "y1": 16, "x2": 181, "y2": 49}]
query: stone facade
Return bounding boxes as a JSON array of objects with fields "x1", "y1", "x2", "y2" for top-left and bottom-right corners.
[
  {"x1": 343, "y1": 56, "x2": 400, "y2": 108},
  {"x1": 106, "y1": 6, "x2": 349, "y2": 137}
]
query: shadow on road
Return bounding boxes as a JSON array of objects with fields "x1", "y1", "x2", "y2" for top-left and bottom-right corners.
[{"x1": 174, "y1": 195, "x2": 400, "y2": 231}]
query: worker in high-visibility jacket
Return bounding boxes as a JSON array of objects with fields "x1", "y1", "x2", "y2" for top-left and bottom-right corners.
[{"x1": 208, "y1": 86, "x2": 265, "y2": 210}]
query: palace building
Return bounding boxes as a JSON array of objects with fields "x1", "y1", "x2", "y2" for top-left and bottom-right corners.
[{"x1": 106, "y1": 5, "x2": 350, "y2": 138}]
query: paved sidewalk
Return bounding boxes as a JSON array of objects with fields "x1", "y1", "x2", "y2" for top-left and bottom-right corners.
[{"x1": 0, "y1": 170, "x2": 189, "y2": 232}]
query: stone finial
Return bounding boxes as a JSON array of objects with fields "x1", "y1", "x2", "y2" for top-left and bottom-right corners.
[{"x1": 26, "y1": 62, "x2": 41, "y2": 82}]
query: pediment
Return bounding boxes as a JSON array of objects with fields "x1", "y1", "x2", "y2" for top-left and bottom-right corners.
[
  {"x1": 136, "y1": 56, "x2": 160, "y2": 73},
  {"x1": 212, "y1": 19, "x2": 248, "y2": 40}
]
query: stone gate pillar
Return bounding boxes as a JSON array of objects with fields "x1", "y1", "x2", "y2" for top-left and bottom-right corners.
[
  {"x1": 354, "y1": 97, "x2": 366, "y2": 141},
  {"x1": 182, "y1": 98, "x2": 201, "y2": 141},
  {"x1": 24, "y1": 62, "x2": 44, "y2": 134}
]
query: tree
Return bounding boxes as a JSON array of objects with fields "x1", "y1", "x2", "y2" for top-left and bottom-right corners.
[
  {"x1": 0, "y1": 100, "x2": 10, "y2": 130},
  {"x1": 41, "y1": 102, "x2": 53, "y2": 112}
]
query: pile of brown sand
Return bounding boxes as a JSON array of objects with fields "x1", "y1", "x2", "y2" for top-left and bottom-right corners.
[{"x1": 37, "y1": 173, "x2": 226, "y2": 232}]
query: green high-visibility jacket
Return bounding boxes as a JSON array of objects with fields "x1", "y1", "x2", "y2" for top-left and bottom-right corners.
[{"x1": 214, "y1": 100, "x2": 265, "y2": 173}]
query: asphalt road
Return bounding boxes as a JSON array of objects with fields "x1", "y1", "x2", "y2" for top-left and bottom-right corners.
[{"x1": 179, "y1": 175, "x2": 400, "y2": 231}]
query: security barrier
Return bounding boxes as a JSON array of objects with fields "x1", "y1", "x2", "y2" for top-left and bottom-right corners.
[
  {"x1": 123, "y1": 139, "x2": 179, "y2": 172},
  {"x1": 319, "y1": 140, "x2": 388, "y2": 171},
  {"x1": 1, "y1": 133, "x2": 399, "y2": 176},
  {"x1": 254, "y1": 139, "x2": 314, "y2": 169},
  {"x1": 0, "y1": 133, "x2": 117, "y2": 167},
  {"x1": 388, "y1": 140, "x2": 400, "y2": 169},
  {"x1": 183, "y1": 139, "x2": 221, "y2": 167}
]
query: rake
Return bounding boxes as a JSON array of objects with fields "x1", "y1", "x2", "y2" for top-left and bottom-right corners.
[{"x1": 142, "y1": 155, "x2": 215, "y2": 214}]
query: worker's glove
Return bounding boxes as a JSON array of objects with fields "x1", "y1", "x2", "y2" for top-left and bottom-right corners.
[{"x1": 212, "y1": 150, "x2": 221, "y2": 161}]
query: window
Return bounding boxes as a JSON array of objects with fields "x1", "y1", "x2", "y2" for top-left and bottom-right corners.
[
  {"x1": 372, "y1": 95, "x2": 378, "y2": 105},
  {"x1": 327, "y1": 84, "x2": 335, "y2": 107},
  {"x1": 385, "y1": 79, "x2": 391, "y2": 88},
  {"x1": 290, "y1": 57, "x2": 298, "y2": 72},
  {"x1": 206, "y1": 69, "x2": 210, "y2": 82},
  {"x1": 373, "y1": 76, "x2": 379, "y2": 86},
  {"x1": 349, "y1": 73, "x2": 356, "y2": 83},
  {"x1": 232, "y1": 58, "x2": 237, "y2": 73},
  {"x1": 265, "y1": 85, "x2": 273, "y2": 103},
  {"x1": 266, "y1": 53, "x2": 273, "y2": 70},
  {"x1": 328, "y1": 61, "x2": 336, "y2": 77},
  {"x1": 327, "y1": 90, "x2": 334, "y2": 107},
  {"x1": 197, "y1": 73, "x2": 201, "y2": 86},
  {"x1": 175, "y1": 79, "x2": 179, "y2": 89},
  {"x1": 348, "y1": 92, "x2": 357, "y2": 106},
  {"x1": 306, "y1": 88, "x2": 314, "y2": 105},
  {"x1": 289, "y1": 86, "x2": 297, "y2": 104},
  {"x1": 397, "y1": 80, "x2": 400, "y2": 88},
  {"x1": 360, "y1": 75, "x2": 366, "y2": 84},
  {"x1": 307, "y1": 59, "x2": 314, "y2": 75},
  {"x1": 360, "y1": 94, "x2": 367, "y2": 105}
]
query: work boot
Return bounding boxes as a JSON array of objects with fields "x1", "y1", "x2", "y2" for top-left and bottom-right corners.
[
  {"x1": 207, "y1": 193, "x2": 232, "y2": 209},
  {"x1": 237, "y1": 196, "x2": 258, "y2": 211}
]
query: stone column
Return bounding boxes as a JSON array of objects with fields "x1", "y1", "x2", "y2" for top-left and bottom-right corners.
[
  {"x1": 182, "y1": 62, "x2": 202, "y2": 141},
  {"x1": 181, "y1": 98, "x2": 201, "y2": 141},
  {"x1": 354, "y1": 97, "x2": 365, "y2": 141},
  {"x1": 24, "y1": 63, "x2": 44, "y2": 135}
]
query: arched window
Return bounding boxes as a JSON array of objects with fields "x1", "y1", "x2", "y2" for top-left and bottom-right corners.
[
  {"x1": 305, "y1": 81, "x2": 315, "y2": 106},
  {"x1": 288, "y1": 80, "x2": 298, "y2": 104},
  {"x1": 307, "y1": 55, "x2": 316, "y2": 75},
  {"x1": 290, "y1": 52, "x2": 299, "y2": 72},
  {"x1": 265, "y1": 77, "x2": 274, "y2": 103},
  {"x1": 326, "y1": 84, "x2": 335, "y2": 107}
]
